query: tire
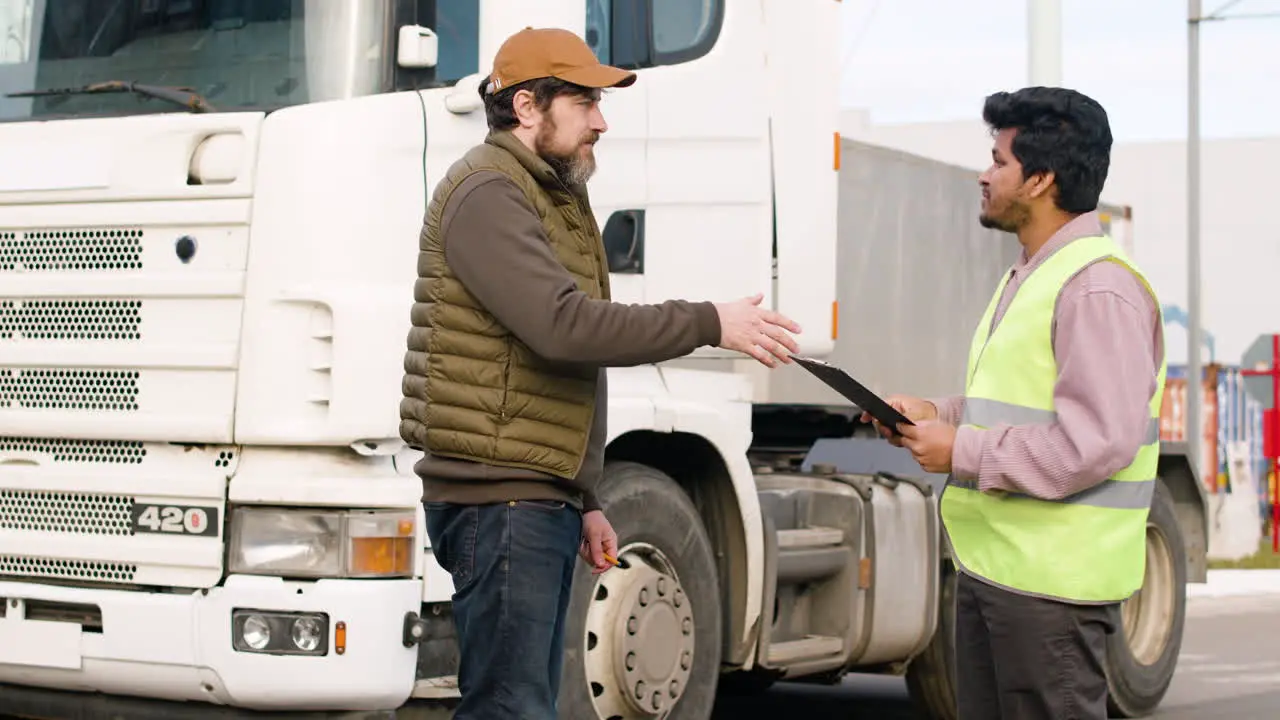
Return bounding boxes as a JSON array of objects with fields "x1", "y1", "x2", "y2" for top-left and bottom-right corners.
[
  {"x1": 558, "y1": 461, "x2": 724, "y2": 719},
  {"x1": 905, "y1": 563, "x2": 959, "y2": 720},
  {"x1": 1106, "y1": 479, "x2": 1187, "y2": 717}
]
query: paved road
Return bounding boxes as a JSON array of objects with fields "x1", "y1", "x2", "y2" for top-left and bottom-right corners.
[
  {"x1": 712, "y1": 593, "x2": 1280, "y2": 719},
  {"x1": 2, "y1": 594, "x2": 1276, "y2": 719},
  {"x1": 1154, "y1": 593, "x2": 1280, "y2": 719}
]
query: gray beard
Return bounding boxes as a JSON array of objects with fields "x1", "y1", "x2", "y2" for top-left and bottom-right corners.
[
  {"x1": 542, "y1": 149, "x2": 595, "y2": 186},
  {"x1": 535, "y1": 121, "x2": 597, "y2": 186}
]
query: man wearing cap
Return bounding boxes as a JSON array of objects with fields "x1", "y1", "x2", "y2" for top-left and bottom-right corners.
[{"x1": 399, "y1": 27, "x2": 802, "y2": 718}]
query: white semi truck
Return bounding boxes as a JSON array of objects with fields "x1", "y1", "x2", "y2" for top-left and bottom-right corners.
[{"x1": 0, "y1": 1, "x2": 1205, "y2": 719}]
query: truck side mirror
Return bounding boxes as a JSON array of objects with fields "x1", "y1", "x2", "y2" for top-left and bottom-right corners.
[{"x1": 397, "y1": 25, "x2": 439, "y2": 69}]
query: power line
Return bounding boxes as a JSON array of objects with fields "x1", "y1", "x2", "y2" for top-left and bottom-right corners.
[
  {"x1": 1205, "y1": 11, "x2": 1280, "y2": 19},
  {"x1": 1206, "y1": 0, "x2": 1249, "y2": 18},
  {"x1": 839, "y1": 0, "x2": 881, "y2": 78}
]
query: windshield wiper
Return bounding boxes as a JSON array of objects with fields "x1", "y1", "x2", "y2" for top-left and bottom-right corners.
[{"x1": 6, "y1": 81, "x2": 216, "y2": 113}]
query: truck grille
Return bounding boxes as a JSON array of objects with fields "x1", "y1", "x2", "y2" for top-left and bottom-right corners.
[
  {"x1": 0, "y1": 489, "x2": 134, "y2": 536},
  {"x1": 0, "y1": 299, "x2": 143, "y2": 341},
  {"x1": 0, "y1": 228, "x2": 144, "y2": 272},
  {"x1": 0, "y1": 490, "x2": 138, "y2": 581},
  {"x1": 0, "y1": 437, "x2": 146, "y2": 464},
  {"x1": 0, "y1": 555, "x2": 136, "y2": 583},
  {"x1": 0, "y1": 368, "x2": 141, "y2": 411}
]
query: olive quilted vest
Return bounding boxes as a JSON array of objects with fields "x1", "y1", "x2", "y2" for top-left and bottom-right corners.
[{"x1": 399, "y1": 131, "x2": 611, "y2": 479}]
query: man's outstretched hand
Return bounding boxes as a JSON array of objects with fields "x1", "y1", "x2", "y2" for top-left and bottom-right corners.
[{"x1": 715, "y1": 292, "x2": 802, "y2": 368}]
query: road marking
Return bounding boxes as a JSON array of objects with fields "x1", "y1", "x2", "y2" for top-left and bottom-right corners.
[
  {"x1": 1188, "y1": 569, "x2": 1280, "y2": 598},
  {"x1": 1203, "y1": 673, "x2": 1280, "y2": 685},
  {"x1": 1187, "y1": 593, "x2": 1280, "y2": 617},
  {"x1": 1179, "y1": 661, "x2": 1280, "y2": 675}
]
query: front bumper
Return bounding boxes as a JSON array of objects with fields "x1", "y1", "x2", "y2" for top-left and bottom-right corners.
[{"x1": 0, "y1": 574, "x2": 423, "y2": 712}]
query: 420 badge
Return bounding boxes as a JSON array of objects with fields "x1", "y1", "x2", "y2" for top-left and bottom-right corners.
[{"x1": 131, "y1": 503, "x2": 220, "y2": 537}]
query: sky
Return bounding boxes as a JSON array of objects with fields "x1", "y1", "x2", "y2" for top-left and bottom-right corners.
[{"x1": 840, "y1": 0, "x2": 1280, "y2": 143}]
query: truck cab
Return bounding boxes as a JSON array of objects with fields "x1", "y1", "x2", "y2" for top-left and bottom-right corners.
[
  {"x1": 0, "y1": 1, "x2": 1202, "y2": 719},
  {"x1": 0, "y1": 0, "x2": 838, "y2": 715}
]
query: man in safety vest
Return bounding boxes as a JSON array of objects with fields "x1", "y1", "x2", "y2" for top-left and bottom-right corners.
[{"x1": 864, "y1": 87, "x2": 1166, "y2": 720}]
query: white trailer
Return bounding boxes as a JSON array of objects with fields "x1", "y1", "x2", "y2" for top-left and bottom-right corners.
[{"x1": 0, "y1": 1, "x2": 1204, "y2": 719}]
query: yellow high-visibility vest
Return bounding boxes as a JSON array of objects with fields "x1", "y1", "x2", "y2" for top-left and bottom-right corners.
[{"x1": 940, "y1": 234, "x2": 1167, "y2": 603}]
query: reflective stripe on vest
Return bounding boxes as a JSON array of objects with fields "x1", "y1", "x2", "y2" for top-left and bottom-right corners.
[
  {"x1": 939, "y1": 233, "x2": 1167, "y2": 605},
  {"x1": 955, "y1": 398, "x2": 1160, "y2": 510}
]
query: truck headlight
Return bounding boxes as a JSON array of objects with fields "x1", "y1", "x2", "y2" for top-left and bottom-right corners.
[
  {"x1": 227, "y1": 508, "x2": 416, "y2": 578},
  {"x1": 232, "y1": 609, "x2": 330, "y2": 656}
]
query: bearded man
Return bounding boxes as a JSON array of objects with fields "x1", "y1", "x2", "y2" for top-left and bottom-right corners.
[{"x1": 399, "y1": 27, "x2": 802, "y2": 720}]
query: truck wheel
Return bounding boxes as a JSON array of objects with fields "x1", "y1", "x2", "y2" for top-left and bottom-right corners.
[
  {"x1": 558, "y1": 461, "x2": 723, "y2": 719},
  {"x1": 1106, "y1": 479, "x2": 1187, "y2": 717},
  {"x1": 905, "y1": 563, "x2": 958, "y2": 720}
]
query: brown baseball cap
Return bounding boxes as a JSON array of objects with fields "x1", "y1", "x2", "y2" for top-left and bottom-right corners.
[{"x1": 485, "y1": 27, "x2": 637, "y2": 95}]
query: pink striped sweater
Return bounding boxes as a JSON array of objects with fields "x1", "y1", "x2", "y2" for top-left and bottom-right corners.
[{"x1": 930, "y1": 211, "x2": 1165, "y2": 500}]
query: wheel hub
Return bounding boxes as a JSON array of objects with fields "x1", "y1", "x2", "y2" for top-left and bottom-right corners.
[
  {"x1": 1120, "y1": 522, "x2": 1177, "y2": 665},
  {"x1": 583, "y1": 543, "x2": 695, "y2": 719}
]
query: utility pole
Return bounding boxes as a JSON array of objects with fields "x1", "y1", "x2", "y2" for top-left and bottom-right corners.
[
  {"x1": 1027, "y1": 0, "x2": 1063, "y2": 85},
  {"x1": 1188, "y1": 0, "x2": 1203, "y2": 478},
  {"x1": 1184, "y1": 0, "x2": 1279, "y2": 478}
]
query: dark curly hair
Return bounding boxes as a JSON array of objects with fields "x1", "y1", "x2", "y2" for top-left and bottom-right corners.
[
  {"x1": 982, "y1": 87, "x2": 1112, "y2": 214},
  {"x1": 478, "y1": 75, "x2": 599, "y2": 132}
]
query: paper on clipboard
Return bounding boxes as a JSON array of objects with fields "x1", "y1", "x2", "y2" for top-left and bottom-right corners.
[{"x1": 791, "y1": 355, "x2": 915, "y2": 434}]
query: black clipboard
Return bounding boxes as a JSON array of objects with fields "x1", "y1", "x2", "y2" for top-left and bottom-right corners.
[{"x1": 792, "y1": 355, "x2": 915, "y2": 434}]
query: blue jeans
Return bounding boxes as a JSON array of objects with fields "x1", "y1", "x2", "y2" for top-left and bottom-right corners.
[{"x1": 425, "y1": 499, "x2": 583, "y2": 720}]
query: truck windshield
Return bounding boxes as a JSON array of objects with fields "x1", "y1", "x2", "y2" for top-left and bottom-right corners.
[{"x1": 0, "y1": 0, "x2": 404, "y2": 121}]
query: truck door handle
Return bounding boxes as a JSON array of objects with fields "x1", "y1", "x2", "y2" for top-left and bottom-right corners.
[{"x1": 602, "y1": 209, "x2": 645, "y2": 274}]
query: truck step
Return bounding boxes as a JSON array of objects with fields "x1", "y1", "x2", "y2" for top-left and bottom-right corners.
[
  {"x1": 767, "y1": 635, "x2": 844, "y2": 665},
  {"x1": 776, "y1": 526, "x2": 843, "y2": 549}
]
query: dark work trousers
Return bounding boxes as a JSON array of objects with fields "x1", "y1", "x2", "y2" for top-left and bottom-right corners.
[
  {"x1": 955, "y1": 570, "x2": 1118, "y2": 720},
  {"x1": 425, "y1": 499, "x2": 583, "y2": 720}
]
